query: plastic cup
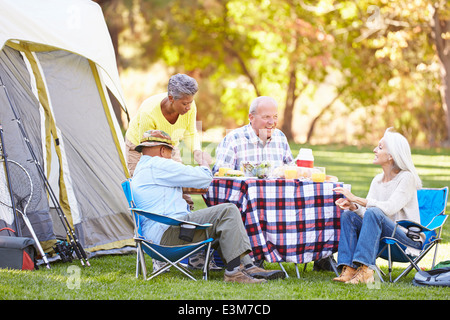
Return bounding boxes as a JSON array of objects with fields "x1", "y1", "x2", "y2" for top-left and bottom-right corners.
[
  {"x1": 179, "y1": 223, "x2": 196, "y2": 242},
  {"x1": 284, "y1": 168, "x2": 298, "y2": 179},
  {"x1": 311, "y1": 167, "x2": 326, "y2": 182}
]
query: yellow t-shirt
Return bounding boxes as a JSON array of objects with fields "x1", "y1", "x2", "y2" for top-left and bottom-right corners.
[{"x1": 126, "y1": 92, "x2": 201, "y2": 152}]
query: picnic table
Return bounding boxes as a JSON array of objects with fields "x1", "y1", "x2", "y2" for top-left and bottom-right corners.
[{"x1": 203, "y1": 177, "x2": 351, "y2": 265}]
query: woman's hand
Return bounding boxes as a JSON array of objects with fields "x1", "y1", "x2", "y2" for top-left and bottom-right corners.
[
  {"x1": 333, "y1": 187, "x2": 356, "y2": 201},
  {"x1": 335, "y1": 197, "x2": 357, "y2": 211},
  {"x1": 333, "y1": 187, "x2": 368, "y2": 209}
]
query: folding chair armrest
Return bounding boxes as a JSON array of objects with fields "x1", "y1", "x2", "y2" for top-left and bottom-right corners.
[
  {"x1": 179, "y1": 221, "x2": 213, "y2": 230},
  {"x1": 132, "y1": 208, "x2": 212, "y2": 229},
  {"x1": 396, "y1": 220, "x2": 428, "y2": 232}
]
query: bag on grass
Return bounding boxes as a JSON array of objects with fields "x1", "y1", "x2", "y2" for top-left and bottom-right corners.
[
  {"x1": 0, "y1": 234, "x2": 37, "y2": 270},
  {"x1": 433, "y1": 260, "x2": 450, "y2": 269},
  {"x1": 412, "y1": 267, "x2": 450, "y2": 287}
]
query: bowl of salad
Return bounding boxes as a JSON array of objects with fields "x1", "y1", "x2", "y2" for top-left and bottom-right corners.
[{"x1": 241, "y1": 161, "x2": 272, "y2": 179}]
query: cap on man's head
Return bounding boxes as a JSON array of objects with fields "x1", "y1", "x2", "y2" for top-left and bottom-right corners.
[{"x1": 135, "y1": 130, "x2": 174, "y2": 152}]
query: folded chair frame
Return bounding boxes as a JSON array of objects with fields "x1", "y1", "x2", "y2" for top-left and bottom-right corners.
[
  {"x1": 135, "y1": 234, "x2": 213, "y2": 281},
  {"x1": 121, "y1": 179, "x2": 214, "y2": 281},
  {"x1": 375, "y1": 187, "x2": 448, "y2": 283},
  {"x1": 376, "y1": 226, "x2": 444, "y2": 283}
]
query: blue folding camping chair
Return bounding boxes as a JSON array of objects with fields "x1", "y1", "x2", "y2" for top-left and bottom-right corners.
[
  {"x1": 376, "y1": 187, "x2": 449, "y2": 283},
  {"x1": 121, "y1": 179, "x2": 214, "y2": 281}
]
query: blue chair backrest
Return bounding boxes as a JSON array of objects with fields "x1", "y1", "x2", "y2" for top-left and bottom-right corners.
[
  {"x1": 417, "y1": 187, "x2": 448, "y2": 228},
  {"x1": 121, "y1": 179, "x2": 144, "y2": 237},
  {"x1": 121, "y1": 180, "x2": 134, "y2": 208}
]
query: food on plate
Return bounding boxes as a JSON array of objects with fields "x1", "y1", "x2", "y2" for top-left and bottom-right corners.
[
  {"x1": 297, "y1": 166, "x2": 312, "y2": 178},
  {"x1": 218, "y1": 167, "x2": 232, "y2": 176},
  {"x1": 224, "y1": 169, "x2": 244, "y2": 177},
  {"x1": 241, "y1": 161, "x2": 271, "y2": 179},
  {"x1": 325, "y1": 175, "x2": 338, "y2": 182}
]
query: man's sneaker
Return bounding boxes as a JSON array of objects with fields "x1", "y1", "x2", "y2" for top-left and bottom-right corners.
[
  {"x1": 244, "y1": 265, "x2": 286, "y2": 280},
  {"x1": 188, "y1": 252, "x2": 222, "y2": 271},
  {"x1": 224, "y1": 269, "x2": 267, "y2": 284},
  {"x1": 152, "y1": 259, "x2": 170, "y2": 273}
]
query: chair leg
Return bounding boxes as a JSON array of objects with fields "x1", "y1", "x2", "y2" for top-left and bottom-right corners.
[
  {"x1": 432, "y1": 241, "x2": 439, "y2": 269},
  {"x1": 135, "y1": 251, "x2": 140, "y2": 279},
  {"x1": 136, "y1": 244, "x2": 141, "y2": 279},
  {"x1": 141, "y1": 254, "x2": 147, "y2": 280},
  {"x1": 327, "y1": 255, "x2": 339, "y2": 276},
  {"x1": 374, "y1": 265, "x2": 385, "y2": 283},
  {"x1": 392, "y1": 242, "x2": 422, "y2": 283},
  {"x1": 278, "y1": 262, "x2": 289, "y2": 278},
  {"x1": 202, "y1": 243, "x2": 212, "y2": 281},
  {"x1": 387, "y1": 244, "x2": 393, "y2": 283},
  {"x1": 136, "y1": 243, "x2": 147, "y2": 280},
  {"x1": 295, "y1": 264, "x2": 300, "y2": 278}
]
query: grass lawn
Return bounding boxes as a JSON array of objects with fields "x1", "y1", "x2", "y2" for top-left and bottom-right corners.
[{"x1": 1, "y1": 144, "x2": 449, "y2": 302}]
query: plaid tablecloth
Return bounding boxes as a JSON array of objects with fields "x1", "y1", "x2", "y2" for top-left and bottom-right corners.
[{"x1": 203, "y1": 178, "x2": 351, "y2": 264}]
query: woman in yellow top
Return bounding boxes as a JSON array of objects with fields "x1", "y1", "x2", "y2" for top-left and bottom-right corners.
[{"x1": 125, "y1": 73, "x2": 211, "y2": 176}]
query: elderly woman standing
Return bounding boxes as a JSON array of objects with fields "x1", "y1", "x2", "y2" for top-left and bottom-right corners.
[
  {"x1": 125, "y1": 74, "x2": 213, "y2": 272},
  {"x1": 332, "y1": 128, "x2": 423, "y2": 284},
  {"x1": 125, "y1": 73, "x2": 211, "y2": 177}
]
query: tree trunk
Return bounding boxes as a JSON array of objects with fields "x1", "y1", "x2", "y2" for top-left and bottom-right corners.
[
  {"x1": 306, "y1": 86, "x2": 346, "y2": 143},
  {"x1": 281, "y1": 68, "x2": 298, "y2": 141},
  {"x1": 224, "y1": 42, "x2": 261, "y2": 97},
  {"x1": 431, "y1": 5, "x2": 450, "y2": 146}
]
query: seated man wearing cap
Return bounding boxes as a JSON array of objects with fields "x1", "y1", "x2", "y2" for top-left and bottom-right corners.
[{"x1": 130, "y1": 130, "x2": 285, "y2": 283}]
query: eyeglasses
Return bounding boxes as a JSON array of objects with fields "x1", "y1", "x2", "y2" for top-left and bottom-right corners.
[{"x1": 252, "y1": 113, "x2": 278, "y2": 121}]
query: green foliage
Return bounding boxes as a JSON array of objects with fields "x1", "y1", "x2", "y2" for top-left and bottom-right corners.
[{"x1": 103, "y1": 0, "x2": 449, "y2": 145}]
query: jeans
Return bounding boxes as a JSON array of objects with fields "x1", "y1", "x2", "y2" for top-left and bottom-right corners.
[{"x1": 337, "y1": 207, "x2": 422, "y2": 268}]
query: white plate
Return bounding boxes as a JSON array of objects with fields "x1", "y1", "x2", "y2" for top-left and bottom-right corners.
[{"x1": 213, "y1": 176, "x2": 258, "y2": 180}]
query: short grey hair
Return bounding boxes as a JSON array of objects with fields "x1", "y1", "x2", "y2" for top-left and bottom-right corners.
[
  {"x1": 167, "y1": 73, "x2": 198, "y2": 100},
  {"x1": 249, "y1": 96, "x2": 278, "y2": 114}
]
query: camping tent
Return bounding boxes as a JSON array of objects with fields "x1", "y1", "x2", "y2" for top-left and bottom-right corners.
[{"x1": 0, "y1": 0, "x2": 134, "y2": 256}]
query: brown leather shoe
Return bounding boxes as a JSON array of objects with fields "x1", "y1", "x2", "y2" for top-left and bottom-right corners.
[
  {"x1": 224, "y1": 270, "x2": 267, "y2": 284},
  {"x1": 345, "y1": 265, "x2": 374, "y2": 284},
  {"x1": 332, "y1": 265, "x2": 357, "y2": 282}
]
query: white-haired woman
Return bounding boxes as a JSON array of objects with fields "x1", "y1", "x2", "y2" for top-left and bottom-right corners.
[{"x1": 332, "y1": 128, "x2": 423, "y2": 284}]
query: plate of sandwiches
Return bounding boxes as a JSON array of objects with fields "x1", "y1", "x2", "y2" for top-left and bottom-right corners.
[{"x1": 213, "y1": 169, "x2": 256, "y2": 179}]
